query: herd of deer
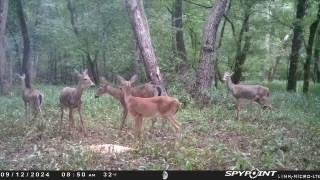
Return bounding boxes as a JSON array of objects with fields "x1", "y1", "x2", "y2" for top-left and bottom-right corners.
[{"x1": 15, "y1": 70, "x2": 272, "y2": 138}]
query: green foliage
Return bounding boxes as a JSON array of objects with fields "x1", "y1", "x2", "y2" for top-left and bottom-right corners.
[{"x1": 0, "y1": 82, "x2": 319, "y2": 169}]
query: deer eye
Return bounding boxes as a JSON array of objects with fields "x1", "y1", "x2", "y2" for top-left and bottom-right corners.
[{"x1": 84, "y1": 78, "x2": 88, "y2": 80}]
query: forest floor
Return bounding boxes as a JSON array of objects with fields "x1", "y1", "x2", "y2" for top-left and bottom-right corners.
[{"x1": 0, "y1": 81, "x2": 319, "y2": 170}]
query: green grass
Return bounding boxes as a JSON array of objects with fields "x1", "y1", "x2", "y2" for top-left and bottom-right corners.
[{"x1": 0, "y1": 81, "x2": 319, "y2": 170}]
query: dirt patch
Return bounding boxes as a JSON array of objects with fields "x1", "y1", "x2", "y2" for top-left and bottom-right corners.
[{"x1": 214, "y1": 132, "x2": 251, "y2": 152}]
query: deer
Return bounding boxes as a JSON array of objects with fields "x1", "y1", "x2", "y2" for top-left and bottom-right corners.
[
  {"x1": 117, "y1": 75, "x2": 181, "y2": 139},
  {"x1": 16, "y1": 73, "x2": 44, "y2": 121},
  {"x1": 223, "y1": 72, "x2": 272, "y2": 120},
  {"x1": 95, "y1": 75, "x2": 162, "y2": 131},
  {"x1": 59, "y1": 69, "x2": 95, "y2": 133}
]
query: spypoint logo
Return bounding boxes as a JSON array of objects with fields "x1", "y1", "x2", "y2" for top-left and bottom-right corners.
[{"x1": 225, "y1": 168, "x2": 277, "y2": 179}]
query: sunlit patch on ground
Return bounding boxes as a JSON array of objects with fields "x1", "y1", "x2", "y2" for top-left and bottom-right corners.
[{"x1": 87, "y1": 144, "x2": 134, "y2": 154}]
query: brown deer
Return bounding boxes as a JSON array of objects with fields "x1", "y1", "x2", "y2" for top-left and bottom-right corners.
[
  {"x1": 95, "y1": 75, "x2": 162, "y2": 131},
  {"x1": 223, "y1": 72, "x2": 272, "y2": 120},
  {"x1": 60, "y1": 69, "x2": 95, "y2": 133},
  {"x1": 16, "y1": 74, "x2": 44, "y2": 121},
  {"x1": 118, "y1": 75, "x2": 181, "y2": 138}
]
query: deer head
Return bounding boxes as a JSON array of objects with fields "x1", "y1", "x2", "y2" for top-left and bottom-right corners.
[
  {"x1": 95, "y1": 77, "x2": 114, "y2": 98},
  {"x1": 117, "y1": 74, "x2": 138, "y2": 95},
  {"x1": 75, "y1": 69, "x2": 95, "y2": 89},
  {"x1": 223, "y1": 72, "x2": 234, "y2": 81}
]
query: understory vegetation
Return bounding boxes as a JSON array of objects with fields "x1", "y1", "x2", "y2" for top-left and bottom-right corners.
[{"x1": 0, "y1": 81, "x2": 319, "y2": 170}]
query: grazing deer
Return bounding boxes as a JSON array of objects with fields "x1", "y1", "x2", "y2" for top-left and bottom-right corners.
[
  {"x1": 16, "y1": 74, "x2": 44, "y2": 121},
  {"x1": 95, "y1": 76, "x2": 162, "y2": 131},
  {"x1": 118, "y1": 75, "x2": 181, "y2": 138},
  {"x1": 60, "y1": 69, "x2": 95, "y2": 133},
  {"x1": 223, "y1": 72, "x2": 272, "y2": 119}
]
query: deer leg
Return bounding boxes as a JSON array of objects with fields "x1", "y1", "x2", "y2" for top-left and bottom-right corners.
[
  {"x1": 134, "y1": 115, "x2": 143, "y2": 139},
  {"x1": 166, "y1": 115, "x2": 181, "y2": 133},
  {"x1": 120, "y1": 106, "x2": 128, "y2": 130},
  {"x1": 60, "y1": 106, "x2": 64, "y2": 132},
  {"x1": 24, "y1": 102, "x2": 28, "y2": 122},
  {"x1": 78, "y1": 106, "x2": 86, "y2": 134},
  {"x1": 69, "y1": 108, "x2": 74, "y2": 130},
  {"x1": 151, "y1": 118, "x2": 157, "y2": 129},
  {"x1": 235, "y1": 99, "x2": 240, "y2": 120},
  {"x1": 165, "y1": 115, "x2": 181, "y2": 138}
]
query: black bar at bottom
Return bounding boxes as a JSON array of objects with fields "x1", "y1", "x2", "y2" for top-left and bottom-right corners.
[{"x1": 0, "y1": 170, "x2": 319, "y2": 180}]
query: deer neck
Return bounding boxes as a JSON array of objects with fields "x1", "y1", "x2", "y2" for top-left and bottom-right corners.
[
  {"x1": 227, "y1": 78, "x2": 235, "y2": 92},
  {"x1": 20, "y1": 79, "x2": 28, "y2": 93},
  {"x1": 122, "y1": 87, "x2": 132, "y2": 105},
  {"x1": 75, "y1": 84, "x2": 85, "y2": 99},
  {"x1": 106, "y1": 85, "x2": 122, "y2": 100}
]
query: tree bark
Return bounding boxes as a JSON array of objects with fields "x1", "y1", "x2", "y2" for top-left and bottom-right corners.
[
  {"x1": 86, "y1": 51, "x2": 100, "y2": 85},
  {"x1": 17, "y1": 0, "x2": 32, "y2": 88},
  {"x1": 0, "y1": 0, "x2": 8, "y2": 95},
  {"x1": 268, "y1": 32, "x2": 292, "y2": 82},
  {"x1": 193, "y1": 0, "x2": 229, "y2": 98},
  {"x1": 125, "y1": 0, "x2": 167, "y2": 95},
  {"x1": 314, "y1": 28, "x2": 320, "y2": 83},
  {"x1": 287, "y1": 0, "x2": 307, "y2": 92},
  {"x1": 231, "y1": 8, "x2": 251, "y2": 84},
  {"x1": 303, "y1": 3, "x2": 319, "y2": 94},
  {"x1": 174, "y1": 0, "x2": 188, "y2": 67}
]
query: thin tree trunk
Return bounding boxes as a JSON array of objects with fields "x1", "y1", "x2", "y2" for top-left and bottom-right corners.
[
  {"x1": 268, "y1": 56, "x2": 281, "y2": 81},
  {"x1": 193, "y1": 0, "x2": 229, "y2": 98},
  {"x1": 314, "y1": 28, "x2": 320, "y2": 83},
  {"x1": 86, "y1": 51, "x2": 100, "y2": 85},
  {"x1": 174, "y1": 0, "x2": 188, "y2": 68},
  {"x1": 125, "y1": 0, "x2": 167, "y2": 95},
  {"x1": 287, "y1": 0, "x2": 307, "y2": 92},
  {"x1": 232, "y1": 9, "x2": 251, "y2": 84},
  {"x1": 17, "y1": 0, "x2": 32, "y2": 88},
  {"x1": 303, "y1": 3, "x2": 319, "y2": 94},
  {"x1": 0, "y1": 0, "x2": 8, "y2": 95}
]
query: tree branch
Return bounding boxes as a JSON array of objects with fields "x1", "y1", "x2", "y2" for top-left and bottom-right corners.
[{"x1": 183, "y1": 0, "x2": 212, "y2": 9}]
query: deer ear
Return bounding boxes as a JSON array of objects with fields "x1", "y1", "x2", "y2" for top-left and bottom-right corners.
[
  {"x1": 230, "y1": 72, "x2": 234, "y2": 76},
  {"x1": 16, "y1": 73, "x2": 21, "y2": 78},
  {"x1": 83, "y1": 69, "x2": 88, "y2": 75},
  {"x1": 117, "y1": 75, "x2": 126, "y2": 84},
  {"x1": 130, "y1": 74, "x2": 138, "y2": 83},
  {"x1": 21, "y1": 74, "x2": 26, "y2": 79},
  {"x1": 74, "y1": 69, "x2": 80, "y2": 75}
]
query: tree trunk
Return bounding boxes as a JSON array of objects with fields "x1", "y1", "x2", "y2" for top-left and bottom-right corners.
[
  {"x1": 268, "y1": 56, "x2": 281, "y2": 81},
  {"x1": 174, "y1": 0, "x2": 188, "y2": 69},
  {"x1": 314, "y1": 28, "x2": 320, "y2": 83},
  {"x1": 86, "y1": 51, "x2": 100, "y2": 85},
  {"x1": 231, "y1": 9, "x2": 251, "y2": 84},
  {"x1": 303, "y1": 3, "x2": 319, "y2": 94},
  {"x1": 287, "y1": 0, "x2": 307, "y2": 92},
  {"x1": 193, "y1": 0, "x2": 229, "y2": 98},
  {"x1": 0, "y1": 0, "x2": 8, "y2": 95},
  {"x1": 125, "y1": 0, "x2": 167, "y2": 95},
  {"x1": 17, "y1": 0, "x2": 32, "y2": 88},
  {"x1": 268, "y1": 32, "x2": 292, "y2": 82}
]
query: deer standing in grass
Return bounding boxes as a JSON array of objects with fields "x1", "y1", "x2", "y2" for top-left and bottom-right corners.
[
  {"x1": 16, "y1": 74, "x2": 44, "y2": 121},
  {"x1": 95, "y1": 75, "x2": 162, "y2": 131},
  {"x1": 60, "y1": 69, "x2": 95, "y2": 133},
  {"x1": 223, "y1": 72, "x2": 272, "y2": 120},
  {"x1": 118, "y1": 75, "x2": 181, "y2": 138}
]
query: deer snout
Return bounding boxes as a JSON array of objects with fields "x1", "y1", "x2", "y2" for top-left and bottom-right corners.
[{"x1": 90, "y1": 82, "x2": 95, "y2": 87}]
